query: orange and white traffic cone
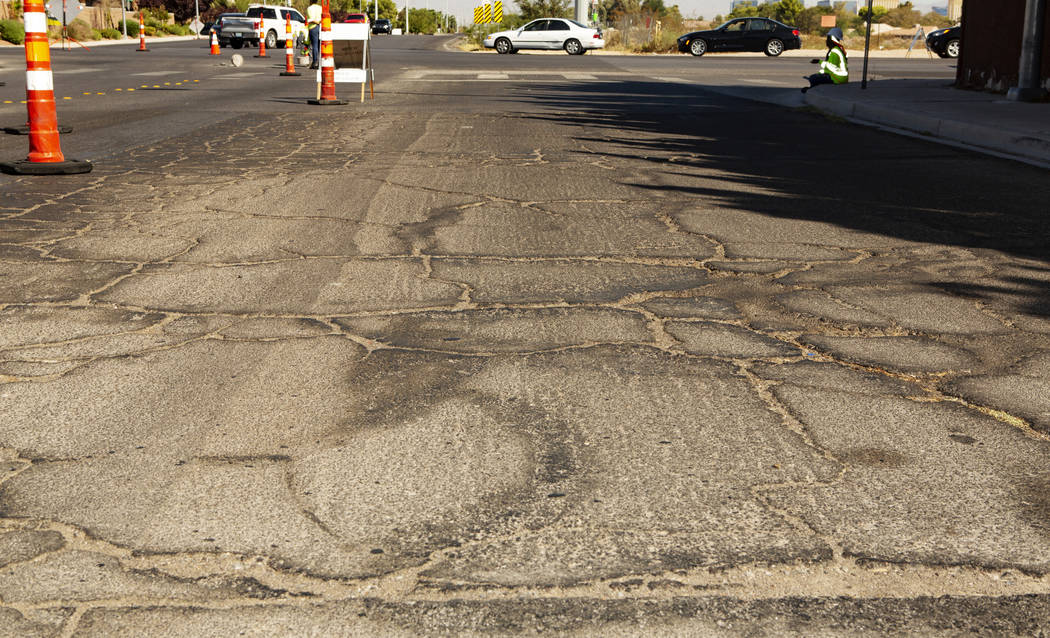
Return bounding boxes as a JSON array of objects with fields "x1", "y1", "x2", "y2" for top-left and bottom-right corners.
[
  {"x1": 136, "y1": 11, "x2": 149, "y2": 52},
  {"x1": 0, "y1": 0, "x2": 91, "y2": 175},
  {"x1": 209, "y1": 29, "x2": 221, "y2": 55},
  {"x1": 280, "y1": 13, "x2": 300, "y2": 76},
  {"x1": 254, "y1": 19, "x2": 268, "y2": 57},
  {"x1": 308, "y1": 0, "x2": 346, "y2": 105}
]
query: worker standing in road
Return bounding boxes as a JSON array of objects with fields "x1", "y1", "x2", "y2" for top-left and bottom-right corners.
[
  {"x1": 802, "y1": 28, "x2": 848, "y2": 93},
  {"x1": 306, "y1": 0, "x2": 322, "y2": 70}
]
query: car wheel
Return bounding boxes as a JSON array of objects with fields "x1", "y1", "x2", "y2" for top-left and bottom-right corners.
[
  {"x1": 765, "y1": 38, "x2": 784, "y2": 57},
  {"x1": 231, "y1": 39, "x2": 244, "y2": 49},
  {"x1": 564, "y1": 38, "x2": 583, "y2": 55},
  {"x1": 265, "y1": 30, "x2": 278, "y2": 49},
  {"x1": 495, "y1": 37, "x2": 512, "y2": 54},
  {"x1": 689, "y1": 39, "x2": 706, "y2": 56},
  {"x1": 945, "y1": 39, "x2": 960, "y2": 58}
]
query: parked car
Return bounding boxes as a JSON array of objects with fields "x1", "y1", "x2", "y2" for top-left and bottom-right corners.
[
  {"x1": 372, "y1": 18, "x2": 392, "y2": 34},
  {"x1": 204, "y1": 12, "x2": 244, "y2": 39},
  {"x1": 343, "y1": 13, "x2": 369, "y2": 23},
  {"x1": 677, "y1": 17, "x2": 801, "y2": 57},
  {"x1": 219, "y1": 5, "x2": 307, "y2": 50},
  {"x1": 485, "y1": 18, "x2": 604, "y2": 55},
  {"x1": 926, "y1": 25, "x2": 961, "y2": 58}
]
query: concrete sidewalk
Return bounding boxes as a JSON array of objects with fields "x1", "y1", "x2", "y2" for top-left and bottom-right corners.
[{"x1": 803, "y1": 78, "x2": 1050, "y2": 167}]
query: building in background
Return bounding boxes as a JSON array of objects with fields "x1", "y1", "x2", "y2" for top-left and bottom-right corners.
[
  {"x1": 730, "y1": 0, "x2": 758, "y2": 11},
  {"x1": 817, "y1": 0, "x2": 859, "y2": 14},
  {"x1": 947, "y1": 0, "x2": 962, "y2": 22},
  {"x1": 871, "y1": 0, "x2": 900, "y2": 9}
]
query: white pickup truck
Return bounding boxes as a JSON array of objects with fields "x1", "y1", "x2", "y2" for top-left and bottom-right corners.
[{"x1": 218, "y1": 4, "x2": 308, "y2": 50}]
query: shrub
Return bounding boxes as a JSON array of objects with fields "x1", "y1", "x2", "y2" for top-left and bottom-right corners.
[
  {"x1": 143, "y1": 25, "x2": 157, "y2": 36},
  {"x1": 100, "y1": 27, "x2": 122, "y2": 39},
  {"x1": 66, "y1": 17, "x2": 93, "y2": 40},
  {"x1": 145, "y1": 18, "x2": 164, "y2": 29},
  {"x1": 90, "y1": 29, "x2": 103, "y2": 40},
  {"x1": 162, "y1": 23, "x2": 190, "y2": 35},
  {"x1": 0, "y1": 19, "x2": 25, "y2": 45},
  {"x1": 120, "y1": 19, "x2": 139, "y2": 37}
]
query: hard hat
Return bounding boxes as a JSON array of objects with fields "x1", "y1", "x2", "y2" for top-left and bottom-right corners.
[{"x1": 827, "y1": 27, "x2": 844, "y2": 48}]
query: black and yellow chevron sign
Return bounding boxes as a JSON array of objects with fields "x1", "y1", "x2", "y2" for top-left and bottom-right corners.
[
  {"x1": 482, "y1": 3, "x2": 492, "y2": 23},
  {"x1": 473, "y1": 5, "x2": 482, "y2": 24},
  {"x1": 493, "y1": 1, "x2": 503, "y2": 23}
]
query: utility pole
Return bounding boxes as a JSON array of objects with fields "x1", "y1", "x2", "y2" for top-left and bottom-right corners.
[
  {"x1": 121, "y1": 0, "x2": 127, "y2": 37},
  {"x1": 861, "y1": 0, "x2": 873, "y2": 89},
  {"x1": 194, "y1": 0, "x2": 200, "y2": 39},
  {"x1": 574, "y1": 0, "x2": 586, "y2": 24},
  {"x1": 1008, "y1": 0, "x2": 1047, "y2": 101}
]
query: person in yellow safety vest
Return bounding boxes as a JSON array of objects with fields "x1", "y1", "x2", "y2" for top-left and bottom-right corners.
[
  {"x1": 306, "y1": 1, "x2": 322, "y2": 70},
  {"x1": 802, "y1": 28, "x2": 848, "y2": 93}
]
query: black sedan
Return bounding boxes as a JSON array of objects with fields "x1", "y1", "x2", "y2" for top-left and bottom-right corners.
[
  {"x1": 677, "y1": 18, "x2": 801, "y2": 57},
  {"x1": 926, "y1": 25, "x2": 960, "y2": 59}
]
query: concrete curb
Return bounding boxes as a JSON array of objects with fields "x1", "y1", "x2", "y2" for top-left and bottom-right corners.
[
  {"x1": 804, "y1": 90, "x2": 1050, "y2": 166},
  {"x1": 45, "y1": 35, "x2": 202, "y2": 48}
]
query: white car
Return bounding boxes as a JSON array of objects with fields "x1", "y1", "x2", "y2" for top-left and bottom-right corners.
[{"x1": 484, "y1": 18, "x2": 604, "y2": 55}]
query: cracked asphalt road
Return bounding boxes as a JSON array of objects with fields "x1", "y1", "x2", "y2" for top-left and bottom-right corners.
[{"x1": 1, "y1": 36, "x2": 1050, "y2": 636}]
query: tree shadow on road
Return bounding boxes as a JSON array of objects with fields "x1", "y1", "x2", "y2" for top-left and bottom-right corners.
[{"x1": 508, "y1": 79, "x2": 1050, "y2": 320}]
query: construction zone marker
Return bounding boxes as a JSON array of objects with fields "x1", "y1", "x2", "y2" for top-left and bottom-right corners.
[
  {"x1": 308, "y1": 0, "x2": 346, "y2": 106},
  {"x1": 0, "y1": 0, "x2": 91, "y2": 174},
  {"x1": 137, "y1": 11, "x2": 149, "y2": 52},
  {"x1": 280, "y1": 13, "x2": 300, "y2": 76},
  {"x1": 255, "y1": 19, "x2": 268, "y2": 58},
  {"x1": 210, "y1": 29, "x2": 221, "y2": 55}
]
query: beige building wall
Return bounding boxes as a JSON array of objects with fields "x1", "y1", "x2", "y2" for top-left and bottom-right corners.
[
  {"x1": 948, "y1": 0, "x2": 963, "y2": 22},
  {"x1": 872, "y1": 0, "x2": 901, "y2": 9}
]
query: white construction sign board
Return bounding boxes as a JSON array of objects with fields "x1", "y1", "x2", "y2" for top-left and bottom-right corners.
[{"x1": 316, "y1": 22, "x2": 370, "y2": 84}]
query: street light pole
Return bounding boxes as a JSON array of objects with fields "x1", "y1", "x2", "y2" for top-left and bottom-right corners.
[
  {"x1": 194, "y1": 0, "x2": 200, "y2": 39},
  {"x1": 121, "y1": 0, "x2": 127, "y2": 37},
  {"x1": 1008, "y1": 0, "x2": 1047, "y2": 101},
  {"x1": 862, "y1": 0, "x2": 873, "y2": 89}
]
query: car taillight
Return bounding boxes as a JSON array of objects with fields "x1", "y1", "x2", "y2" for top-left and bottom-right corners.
[
  {"x1": 593, "y1": 33, "x2": 601, "y2": 38},
  {"x1": 792, "y1": 29, "x2": 800, "y2": 36}
]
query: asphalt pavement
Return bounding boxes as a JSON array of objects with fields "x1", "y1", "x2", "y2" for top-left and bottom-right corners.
[{"x1": 1, "y1": 36, "x2": 1049, "y2": 636}]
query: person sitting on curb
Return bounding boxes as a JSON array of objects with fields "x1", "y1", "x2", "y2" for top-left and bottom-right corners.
[
  {"x1": 306, "y1": 0, "x2": 322, "y2": 70},
  {"x1": 802, "y1": 28, "x2": 848, "y2": 94}
]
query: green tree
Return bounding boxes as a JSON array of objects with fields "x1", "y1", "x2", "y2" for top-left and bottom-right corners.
[
  {"x1": 858, "y1": 5, "x2": 888, "y2": 22},
  {"x1": 882, "y1": 1, "x2": 921, "y2": 27},
  {"x1": 773, "y1": 0, "x2": 803, "y2": 25},
  {"x1": 517, "y1": 0, "x2": 571, "y2": 21}
]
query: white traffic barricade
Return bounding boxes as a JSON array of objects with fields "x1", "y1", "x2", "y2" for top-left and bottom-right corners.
[{"x1": 317, "y1": 22, "x2": 374, "y2": 102}]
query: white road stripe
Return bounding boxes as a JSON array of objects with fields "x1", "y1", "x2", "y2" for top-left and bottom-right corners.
[{"x1": 740, "y1": 78, "x2": 793, "y2": 86}]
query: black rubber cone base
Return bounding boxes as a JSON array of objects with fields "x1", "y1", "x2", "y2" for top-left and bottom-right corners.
[
  {"x1": 4, "y1": 125, "x2": 74, "y2": 135},
  {"x1": 254, "y1": 53, "x2": 269, "y2": 58},
  {"x1": 308, "y1": 98, "x2": 348, "y2": 105},
  {"x1": 0, "y1": 158, "x2": 93, "y2": 175},
  {"x1": 280, "y1": 71, "x2": 301, "y2": 76}
]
